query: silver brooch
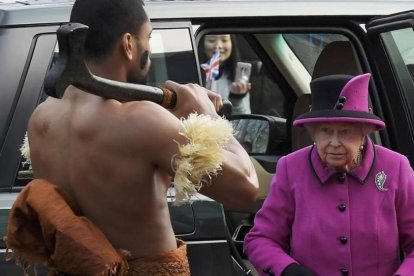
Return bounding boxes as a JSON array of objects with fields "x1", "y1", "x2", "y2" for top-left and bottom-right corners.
[{"x1": 375, "y1": 171, "x2": 388, "y2": 192}]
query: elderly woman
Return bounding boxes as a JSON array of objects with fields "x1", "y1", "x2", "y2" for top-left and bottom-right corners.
[{"x1": 244, "y1": 73, "x2": 414, "y2": 276}]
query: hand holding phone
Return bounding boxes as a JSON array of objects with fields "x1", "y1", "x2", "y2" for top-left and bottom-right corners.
[
  {"x1": 231, "y1": 62, "x2": 252, "y2": 95},
  {"x1": 234, "y1": 62, "x2": 252, "y2": 84}
]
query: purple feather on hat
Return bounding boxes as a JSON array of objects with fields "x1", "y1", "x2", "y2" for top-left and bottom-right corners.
[{"x1": 337, "y1": 73, "x2": 370, "y2": 112}]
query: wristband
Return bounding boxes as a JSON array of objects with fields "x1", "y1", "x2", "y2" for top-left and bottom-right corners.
[{"x1": 172, "y1": 113, "x2": 233, "y2": 204}]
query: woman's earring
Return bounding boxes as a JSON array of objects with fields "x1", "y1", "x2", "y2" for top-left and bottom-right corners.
[
  {"x1": 354, "y1": 144, "x2": 364, "y2": 166},
  {"x1": 313, "y1": 142, "x2": 316, "y2": 146}
]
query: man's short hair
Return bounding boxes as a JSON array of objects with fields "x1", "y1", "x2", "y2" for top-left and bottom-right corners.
[{"x1": 70, "y1": 0, "x2": 148, "y2": 61}]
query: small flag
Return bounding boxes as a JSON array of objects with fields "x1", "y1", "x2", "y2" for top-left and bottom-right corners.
[{"x1": 201, "y1": 48, "x2": 220, "y2": 82}]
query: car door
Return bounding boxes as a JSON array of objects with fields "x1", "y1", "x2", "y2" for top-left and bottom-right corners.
[
  {"x1": 194, "y1": 10, "x2": 414, "y2": 275},
  {"x1": 365, "y1": 10, "x2": 414, "y2": 165}
]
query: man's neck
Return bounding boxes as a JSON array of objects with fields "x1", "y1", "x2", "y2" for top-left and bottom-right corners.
[{"x1": 86, "y1": 58, "x2": 126, "y2": 82}]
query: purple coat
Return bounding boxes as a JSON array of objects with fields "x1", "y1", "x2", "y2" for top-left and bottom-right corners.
[{"x1": 244, "y1": 139, "x2": 414, "y2": 276}]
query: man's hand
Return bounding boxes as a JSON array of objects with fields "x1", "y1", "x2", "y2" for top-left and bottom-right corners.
[
  {"x1": 206, "y1": 89, "x2": 223, "y2": 113},
  {"x1": 163, "y1": 80, "x2": 223, "y2": 118}
]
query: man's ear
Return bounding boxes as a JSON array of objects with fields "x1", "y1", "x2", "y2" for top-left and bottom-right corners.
[{"x1": 121, "y1": 33, "x2": 135, "y2": 61}]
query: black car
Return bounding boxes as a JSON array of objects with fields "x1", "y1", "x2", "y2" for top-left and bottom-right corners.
[{"x1": 1, "y1": 1, "x2": 414, "y2": 275}]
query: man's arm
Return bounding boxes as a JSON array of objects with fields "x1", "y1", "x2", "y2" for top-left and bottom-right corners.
[
  {"x1": 127, "y1": 81, "x2": 258, "y2": 210},
  {"x1": 198, "y1": 134, "x2": 259, "y2": 211},
  {"x1": 166, "y1": 81, "x2": 259, "y2": 210}
]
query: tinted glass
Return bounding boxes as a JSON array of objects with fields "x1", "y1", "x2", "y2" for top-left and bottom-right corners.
[
  {"x1": 198, "y1": 33, "x2": 286, "y2": 117},
  {"x1": 148, "y1": 28, "x2": 199, "y2": 86},
  {"x1": 283, "y1": 33, "x2": 350, "y2": 76},
  {"x1": 381, "y1": 28, "x2": 414, "y2": 123}
]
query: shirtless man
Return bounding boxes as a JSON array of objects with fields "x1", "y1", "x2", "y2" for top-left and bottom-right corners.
[{"x1": 24, "y1": 0, "x2": 258, "y2": 274}]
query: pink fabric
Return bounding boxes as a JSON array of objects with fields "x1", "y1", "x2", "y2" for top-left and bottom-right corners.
[
  {"x1": 244, "y1": 139, "x2": 414, "y2": 276},
  {"x1": 338, "y1": 73, "x2": 370, "y2": 112}
]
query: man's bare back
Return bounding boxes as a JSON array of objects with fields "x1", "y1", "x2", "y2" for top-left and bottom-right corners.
[{"x1": 28, "y1": 85, "x2": 190, "y2": 257}]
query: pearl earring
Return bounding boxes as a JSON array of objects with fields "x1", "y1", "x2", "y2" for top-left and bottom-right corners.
[{"x1": 354, "y1": 144, "x2": 364, "y2": 166}]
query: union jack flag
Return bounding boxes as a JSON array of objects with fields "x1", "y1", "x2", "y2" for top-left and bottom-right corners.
[{"x1": 201, "y1": 48, "x2": 220, "y2": 82}]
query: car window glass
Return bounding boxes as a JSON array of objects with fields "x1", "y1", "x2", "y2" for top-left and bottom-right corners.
[
  {"x1": 389, "y1": 28, "x2": 414, "y2": 66},
  {"x1": 148, "y1": 28, "x2": 199, "y2": 86},
  {"x1": 198, "y1": 33, "x2": 286, "y2": 118},
  {"x1": 51, "y1": 28, "x2": 199, "y2": 87},
  {"x1": 7, "y1": 33, "x2": 57, "y2": 189},
  {"x1": 380, "y1": 27, "x2": 414, "y2": 123},
  {"x1": 198, "y1": 31, "x2": 375, "y2": 152},
  {"x1": 197, "y1": 32, "x2": 358, "y2": 117},
  {"x1": 283, "y1": 33, "x2": 349, "y2": 76}
]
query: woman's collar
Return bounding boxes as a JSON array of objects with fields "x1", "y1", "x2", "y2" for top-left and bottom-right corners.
[{"x1": 309, "y1": 138, "x2": 377, "y2": 185}]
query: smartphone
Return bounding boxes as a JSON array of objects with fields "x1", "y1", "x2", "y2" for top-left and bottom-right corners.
[{"x1": 234, "y1": 62, "x2": 252, "y2": 84}]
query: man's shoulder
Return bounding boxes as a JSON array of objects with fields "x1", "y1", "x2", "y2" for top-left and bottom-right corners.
[
  {"x1": 117, "y1": 100, "x2": 174, "y2": 126},
  {"x1": 121, "y1": 99, "x2": 164, "y2": 114},
  {"x1": 106, "y1": 100, "x2": 181, "y2": 143},
  {"x1": 29, "y1": 96, "x2": 62, "y2": 126}
]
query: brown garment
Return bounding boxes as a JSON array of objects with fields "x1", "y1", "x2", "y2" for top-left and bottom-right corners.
[
  {"x1": 5, "y1": 179, "x2": 130, "y2": 275},
  {"x1": 126, "y1": 239, "x2": 190, "y2": 276}
]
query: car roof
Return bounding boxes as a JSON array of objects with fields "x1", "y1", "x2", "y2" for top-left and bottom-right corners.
[{"x1": 1, "y1": 0, "x2": 414, "y2": 26}]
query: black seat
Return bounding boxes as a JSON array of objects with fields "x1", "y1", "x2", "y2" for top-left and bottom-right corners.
[{"x1": 312, "y1": 40, "x2": 362, "y2": 79}]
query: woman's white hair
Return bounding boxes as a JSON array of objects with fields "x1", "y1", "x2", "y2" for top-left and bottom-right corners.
[{"x1": 304, "y1": 122, "x2": 376, "y2": 139}]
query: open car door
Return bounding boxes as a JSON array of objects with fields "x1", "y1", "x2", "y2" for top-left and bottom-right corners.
[{"x1": 366, "y1": 10, "x2": 414, "y2": 165}]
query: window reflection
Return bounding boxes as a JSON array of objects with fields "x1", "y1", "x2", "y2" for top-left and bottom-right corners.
[{"x1": 231, "y1": 119, "x2": 269, "y2": 154}]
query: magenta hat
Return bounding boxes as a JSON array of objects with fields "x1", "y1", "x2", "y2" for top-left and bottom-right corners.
[{"x1": 293, "y1": 73, "x2": 385, "y2": 130}]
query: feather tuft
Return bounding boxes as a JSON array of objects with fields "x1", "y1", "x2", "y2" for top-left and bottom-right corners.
[
  {"x1": 20, "y1": 132, "x2": 31, "y2": 168},
  {"x1": 172, "y1": 113, "x2": 233, "y2": 204}
]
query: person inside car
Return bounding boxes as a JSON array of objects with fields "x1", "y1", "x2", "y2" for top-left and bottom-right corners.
[
  {"x1": 5, "y1": 0, "x2": 259, "y2": 274},
  {"x1": 244, "y1": 73, "x2": 414, "y2": 276},
  {"x1": 199, "y1": 34, "x2": 252, "y2": 115}
]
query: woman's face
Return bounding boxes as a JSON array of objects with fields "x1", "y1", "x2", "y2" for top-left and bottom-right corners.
[
  {"x1": 203, "y1": 34, "x2": 232, "y2": 64},
  {"x1": 313, "y1": 122, "x2": 365, "y2": 171}
]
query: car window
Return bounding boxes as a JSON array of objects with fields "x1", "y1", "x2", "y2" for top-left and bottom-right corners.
[
  {"x1": 0, "y1": 32, "x2": 57, "y2": 190},
  {"x1": 148, "y1": 28, "x2": 199, "y2": 86},
  {"x1": 198, "y1": 31, "x2": 371, "y2": 152},
  {"x1": 198, "y1": 32, "x2": 354, "y2": 115},
  {"x1": 380, "y1": 27, "x2": 414, "y2": 123},
  {"x1": 283, "y1": 33, "x2": 350, "y2": 76},
  {"x1": 197, "y1": 33, "x2": 287, "y2": 118},
  {"x1": 50, "y1": 28, "x2": 199, "y2": 87}
]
